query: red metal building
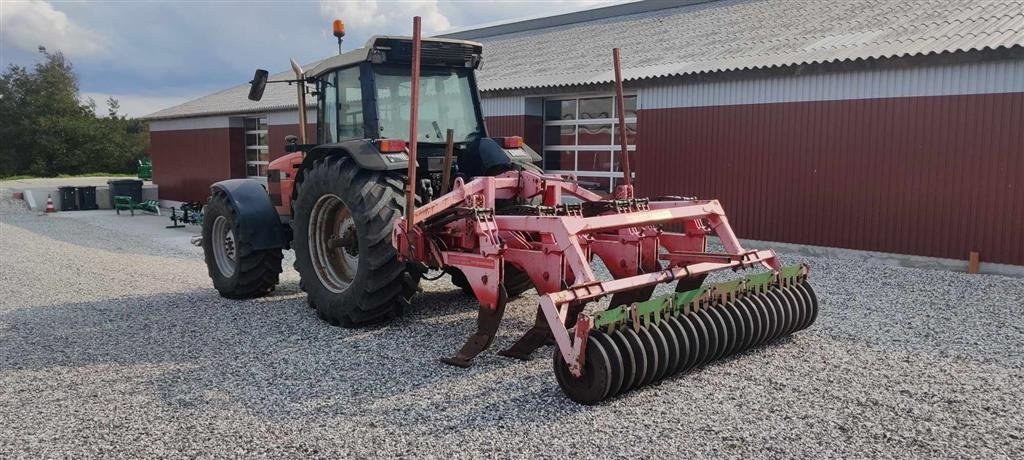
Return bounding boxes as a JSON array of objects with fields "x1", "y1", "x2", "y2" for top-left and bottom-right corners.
[{"x1": 144, "y1": 0, "x2": 1024, "y2": 266}]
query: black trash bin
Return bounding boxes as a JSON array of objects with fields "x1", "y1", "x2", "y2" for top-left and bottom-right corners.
[
  {"x1": 107, "y1": 179, "x2": 143, "y2": 208},
  {"x1": 57, "y1": 186, "x2": 78, "y2": 211},
  {"x1": 77, "y1": 186, "x2": 98, "y2": 210}
]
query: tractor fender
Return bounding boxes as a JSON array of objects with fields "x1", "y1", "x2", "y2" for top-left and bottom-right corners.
[
  {"x1": 304, "y1": 139, "x2": 407, "y2": 172},
  {"x1": 457, "y1": 137, "x2": 514, "y2": 176},
  {"x1": 477, "y1": 137, "x2": 513, "y2": 172},
  {"x1": 210, "y1": 179, "x2": 287, "y2": 250}
]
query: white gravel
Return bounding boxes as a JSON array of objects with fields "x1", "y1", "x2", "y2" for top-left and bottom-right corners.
[{"x1": 1, "y1": 196, "x2": 1022, "y2": 458}]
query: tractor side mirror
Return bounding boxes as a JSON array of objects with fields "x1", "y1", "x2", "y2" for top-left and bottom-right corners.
[
  {"x1": 284, "y1": 134, "x2": 301, "y2": 152},
  {"x1": 248, "y1": 69, "x2": 269, "y2": 101}
]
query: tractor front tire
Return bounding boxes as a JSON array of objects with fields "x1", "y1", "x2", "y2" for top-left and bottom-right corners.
[
  {"x1": 292, "y1": 156, "x2": 417, "y2": 327},
  {"x1": 202, "y1": 192, "x2": 284, "y2": 298}
]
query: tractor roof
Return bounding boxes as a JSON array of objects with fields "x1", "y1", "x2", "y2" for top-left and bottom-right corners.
[{"x1": 306, "y1": 35, "x2": 484, "y2": 79}]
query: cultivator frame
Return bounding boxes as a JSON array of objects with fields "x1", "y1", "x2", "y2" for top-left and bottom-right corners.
[
  {"x1": 389, "y1": 18, "x2": 816, "y2": 403},
  {"x1": 392, "y1": 166, "x2": 805, "y2": 369}
]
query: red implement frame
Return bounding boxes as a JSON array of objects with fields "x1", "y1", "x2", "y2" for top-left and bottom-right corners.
[
  {"x1": 394, "y1": 171, "x2": 781, "y2": 376},
  {"x1": 395, "y1": 25, "x2": 782, "y2": 377}
]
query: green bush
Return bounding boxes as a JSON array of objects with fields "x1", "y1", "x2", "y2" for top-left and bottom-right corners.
[{"x1": 0, "y1": 47, "x2": 149, "y2": 177}]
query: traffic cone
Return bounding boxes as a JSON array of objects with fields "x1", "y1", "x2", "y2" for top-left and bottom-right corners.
[{"x1": 45, "y1": 194, "x2": 56, "y2": 213}]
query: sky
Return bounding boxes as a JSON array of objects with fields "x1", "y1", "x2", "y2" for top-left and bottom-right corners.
[{"x1": 0, "y1": 0, "x2": 626, "y2": 117}]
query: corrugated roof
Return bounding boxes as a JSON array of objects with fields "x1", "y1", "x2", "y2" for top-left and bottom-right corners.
[
  {"x1": 457, "y1": 0, "x2": 1024, "y2": 91},
  {"x1": 145, "y1": 0, "x2": 1024, "y2": 120},
  {"x1": 144, "y1": 35, "x2": 483, "y2": 121},
  {"x1": 143, "y1": 63, "x2": 320, "y2": 121}
]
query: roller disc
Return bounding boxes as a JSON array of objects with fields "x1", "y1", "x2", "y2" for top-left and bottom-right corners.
[
  {"x1": 656, "y1": 319, "x2": 681, "y2": 379},
  {"x1": 704, "y1": 307, "x2": 730, "y2": 362},
  {"x1": 732, "y1": 297, "x2": 756, "y2": 353},
  {"x1": 610, "y1": 330, "x2": 637, "y2": 395},
  {"x1": 647, "y1": 322, "x2": 672, "y2": 382},
  {"x1": 720, "y1": 301, "x2": 744, "y2": 357},
  {"x1": 553, "y1": 336, "x2": 612, "y2": 404},
  {"x1": 621, "y1": 328, "x2": 648, "y2": 392},
  {"x1": 770, "y1": 288, "x2": 797, "y2": 337},
  {"x1": 781, "y1": 286, "x2": 806, "y2": 333},
  {"x1": 635, "y1": 326, "x2": 660, "y2": 387},
  {"x1": 790, "y1": 284, "x2": 811, "y2": 331},
  {"x1": 739, "y1": 296, "x2": 767, "y2": 348},
  {"x1": 665, "y1": 316, "x2": 691, "y2": 375},
  {"x1": 798, "y1": 281, "x2": 819, "y2": 329},
  {"x1": 695, "y1": 310, "x2": 719, "y2": 366},
  {"x1": 759, "y1": 290, "x2": 783, "y2": 342},
  {"x1": 591, "y1": 330, "x2": 624, "y2": 398},
  {"x1": 783, "y1": 285, "x2": 805, "y2": 332},
  {"x1": 774, "y1": 286, "x2": 798, "y2": 333},
  {"x1": 784, "y1": 288, "x2": 803, "y2": 335},
  {"x1": 762, "y1": 289, "x2": 786, "y2": 338},
  {"x1": 677, "y1": 314, "x2": 703, "y2": 372},
  {"x1": 716, "y1": 304, "x2": 739, "y2": 358}
]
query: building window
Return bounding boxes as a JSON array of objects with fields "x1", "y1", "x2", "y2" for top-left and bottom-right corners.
[
  {"x1": 542, "y1": 95, "x2": 637, "y2": 193},
  {"x1": 244, "y1": 116, "x2": 269, "y2": 179}
]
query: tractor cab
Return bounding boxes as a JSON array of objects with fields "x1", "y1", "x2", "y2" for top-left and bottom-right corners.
[{"x1": 249, "y1": 35, "x2": 539, "y2": 211}]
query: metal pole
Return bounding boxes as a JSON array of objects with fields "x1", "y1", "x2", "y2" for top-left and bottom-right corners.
[
  {"x1": 296, "y1": 81, "x2": 307, "y2": 145},
  {"x1": 405, "y1": 16, "x2": 422, "y2": 228},
  {"x1": 291, "y1": 58, "x2": 308, "y2": 145},
  {"x1": 612, "y1": 48, "x2": 631, "y2": 187},
  {"x1": 440, "y1": 128, "x2": 455, "y2": 194}
]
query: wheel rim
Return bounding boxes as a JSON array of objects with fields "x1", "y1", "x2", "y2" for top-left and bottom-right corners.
[
  {"x1": 309, "y1": 193, "x2": 359, "y2": 294},
  {"x1": 211, "y1": 215, "x2": 237, "y2": 277}
]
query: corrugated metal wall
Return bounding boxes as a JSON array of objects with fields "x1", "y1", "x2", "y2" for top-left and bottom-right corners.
[
  {"x1": 150, "y1": 127, "x2": 245, "y2": 202},
  {"x1": 641, "y1": 59, "x2": 1024, "y2": 109},
  {"x1": 480, "y1": 96, "x2": 525, "y2": 116},
  {"x1": 636, "y1": 91, "x2": 1024, "y2": 265}
]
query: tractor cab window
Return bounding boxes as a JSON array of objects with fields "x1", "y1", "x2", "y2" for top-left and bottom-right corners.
[
  {"x1": 373, "y1": 66, "x2": 481, "y2": 143},
  {"x1": 318, "y1": 66, "x2": 364, "y2": 143}
]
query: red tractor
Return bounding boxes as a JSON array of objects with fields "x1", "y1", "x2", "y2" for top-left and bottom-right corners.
[{"x1": 201, "y1": 18, "x2": 818, "y2": 403}]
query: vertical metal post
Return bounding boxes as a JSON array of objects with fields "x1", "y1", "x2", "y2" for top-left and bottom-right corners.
[
  {"x1": 441, "y1": 128, "x2": 455, "y2": 194},
  {"x1": 296, "y1": 81, "x2": 307, "y2": 145},
  {"x1": 405, "y1": 16, "x2": 422, "y2": 228},
  {"x1": 612, "y1": 48, "x2": 632, "y2": 188},
  {"x1": 291, "y1": 58, "x2": 308, "y2": 145}
]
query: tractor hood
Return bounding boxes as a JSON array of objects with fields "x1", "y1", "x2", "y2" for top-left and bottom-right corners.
[{"x1": 306, "y1": 35, "x2": 483, "y2": 79}]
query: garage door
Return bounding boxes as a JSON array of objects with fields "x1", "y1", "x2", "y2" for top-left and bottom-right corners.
[{"x1": 542, "y1": 95, "x2": 636, "y2": 193}]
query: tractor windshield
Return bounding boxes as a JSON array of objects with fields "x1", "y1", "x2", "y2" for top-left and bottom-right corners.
[{"x1": 373, "y1": 65, "x2": 482, "y2": 143}]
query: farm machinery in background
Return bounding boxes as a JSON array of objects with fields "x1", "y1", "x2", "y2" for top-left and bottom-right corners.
[{"x1": 198, "y1": 17, "x2": 818, "y2": 403}]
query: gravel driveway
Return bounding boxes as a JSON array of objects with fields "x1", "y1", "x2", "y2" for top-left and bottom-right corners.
[{"x1": 1, "y1": 198, "x2": 1022, "y2": 458}]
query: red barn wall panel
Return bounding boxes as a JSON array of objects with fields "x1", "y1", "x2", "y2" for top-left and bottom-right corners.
[
  {"x1": 635, "y1": 92, "x2": 1024, "y2": 265},
  {"x1": 268, "y1": 123, "x2": 317, "y2": 162},
  {"x1": 150, "y1": 127, "x2": 243, "y2": 202}
]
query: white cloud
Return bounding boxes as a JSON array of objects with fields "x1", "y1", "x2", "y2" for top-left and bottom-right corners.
[
  {"x1": 81, "y1": 92, "x2": 195, "y2": 118},
  {"x1": 0, "y1": 0, "x2": 106, "y2": 57},
  {"x1": 320, "y1": 0, "x2": 451, "y2": 36}
]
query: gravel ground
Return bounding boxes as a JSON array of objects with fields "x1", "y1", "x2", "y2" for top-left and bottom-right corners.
[{"x1": 1, "y1": 195, "x2": 1022, "y2": 459}]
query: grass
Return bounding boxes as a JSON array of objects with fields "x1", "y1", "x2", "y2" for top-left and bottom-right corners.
[{"x1": 0, "y1": 172, "x2": 137, "y2": 181}]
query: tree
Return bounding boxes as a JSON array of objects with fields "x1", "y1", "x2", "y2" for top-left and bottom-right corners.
[{"x1": 0, "y1": 47, "x2": 148, "y2": 177}]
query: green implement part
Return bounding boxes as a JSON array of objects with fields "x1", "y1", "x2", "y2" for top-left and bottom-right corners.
[
  {"x1": 114, "y1": 196, "x2": 160, "y2": 216},
  {"x1": 137, "y1": 159, "x2": 152, "y2": 180},
  {"x1": 592, "y1": 264, "x2": 810, "y2": 332}
]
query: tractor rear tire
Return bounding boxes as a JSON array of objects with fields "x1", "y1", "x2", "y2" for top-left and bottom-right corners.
[
  {"x1": 202, "y1": 192, "x2": 284, "y2": 298},
  {"x1": 292, "y1": 156, "x2": 417, "y2": 327}
]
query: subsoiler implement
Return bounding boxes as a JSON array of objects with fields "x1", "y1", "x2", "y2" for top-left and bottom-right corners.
[{"x1": 392, "y1": 21, "x2": 819, "y2": 403}]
